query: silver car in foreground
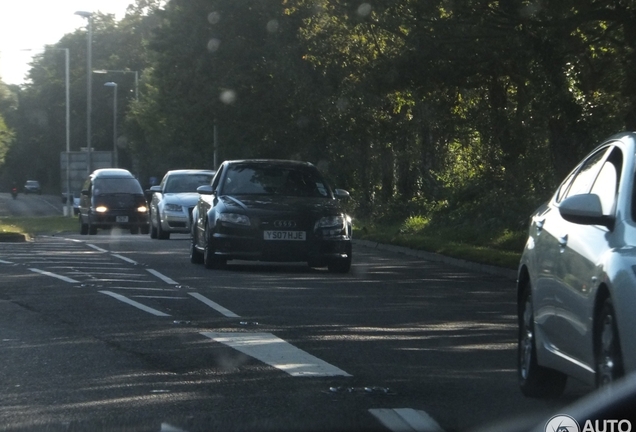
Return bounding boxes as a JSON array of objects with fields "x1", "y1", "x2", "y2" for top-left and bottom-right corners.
[
  {"x1": 517, "y1": 132, "x2": 636, "y2": 398},
  {"x1": 148, "y1": 169, "x2": 215, "y2": 239}
]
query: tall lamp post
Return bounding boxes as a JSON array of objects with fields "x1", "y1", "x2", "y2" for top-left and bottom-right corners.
[
  {"x1": 104, "y1": 82, "x2": 118, "y2": 168},
  {"x1": 74, "y1": 10, "x2": 93, "y2": 175},
  {"x1": 93, "y1": 69, "x2": 139, "y2": 100},
  {"x1": 52, "y1": 48, "x2": 72, "y2": 217}
]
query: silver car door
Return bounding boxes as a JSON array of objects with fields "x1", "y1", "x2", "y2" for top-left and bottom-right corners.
[
  {"x1": 534, "y1": 148, "x2": 608, "y2": 358},
  {"x1": 551, "y1": 147, "x2": 619, "y2": 366}
]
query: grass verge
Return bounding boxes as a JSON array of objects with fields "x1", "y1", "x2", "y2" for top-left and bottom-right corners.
[
  {"x1": 353, "y1": 218, "x2": 525, "y2": 270},
  {"x1": 0, "y1": 216, "x2": 77, "y2": 238}
]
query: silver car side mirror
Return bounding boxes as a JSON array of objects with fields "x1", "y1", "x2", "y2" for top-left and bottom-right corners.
[{"x1": 559, "y1": 193, "x2": 614, "y2": 230}]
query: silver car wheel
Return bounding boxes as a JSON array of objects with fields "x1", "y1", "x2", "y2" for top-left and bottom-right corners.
[
  {"x1": 596, "y1": 298, "x2": 623, "y2": 387},
  {"x1": 519, "y1": 298, "x2": 534, "y2": 381},
  {"x1": 517, "y1": 281, "x2": 567, "y2": 398}
]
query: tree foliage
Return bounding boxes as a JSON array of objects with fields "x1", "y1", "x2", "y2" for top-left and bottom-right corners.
[{"x1": 2, "y1": 0, "x2": 636, "y2": 231}]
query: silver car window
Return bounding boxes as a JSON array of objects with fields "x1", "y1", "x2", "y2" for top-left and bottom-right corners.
[
  {"x1": 590, "y1": 150, "x2": 621, "y2": 215},
  {"x1": 560, "y1": 147, "x2": 610, "y2": 201},
  {"x1": 165, "y1": 174, "x2": 214, "y2": 193}
]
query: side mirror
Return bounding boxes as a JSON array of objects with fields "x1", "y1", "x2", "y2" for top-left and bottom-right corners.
[
  {"x1": 334, "y1": 189, "x2": 350, "y2": 200},
  {"x1": 559, "y1": 194, "x2": 614, "y2": 230},
  {"x1": 149, "y1": 185, "x2": 161, "y2": 193},
  {"x1": 197, "y1": 185, "x2": 214, "y2": 195}
]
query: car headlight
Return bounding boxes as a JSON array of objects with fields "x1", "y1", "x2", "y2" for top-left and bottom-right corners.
[
  {"x1": 315, "y1": 215, "x2": 346, "y2": 230},
  {"x1": 137, "y1": 205, "x2": 148, "y2": 213},
  {"x1": 95, "y1": 205, "x2": 108, "y2": 213},
  {"x1": 219, "y1": 213, "x2": 250, "y2": 226},
  {"x1": 164, "y1": 203, "x2": 182, "y2": 212}
]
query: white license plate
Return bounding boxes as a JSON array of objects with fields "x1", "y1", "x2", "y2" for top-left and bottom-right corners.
[
  {"x1": 264, "y1": 230, "x2": 306, "y2": 241},
  {"x1": 116, "y1": 216, "x2": 129, "y2": 223}
]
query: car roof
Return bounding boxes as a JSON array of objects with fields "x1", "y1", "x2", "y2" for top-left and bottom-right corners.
[
  {"x1": 164, "y1": 169, "x2": 216, "y2": 176},
  {"x1": 91, "y1": 168, "x2": 136, "y2": 179},
  {"x1": 223, "y1": 159, "x2": 316, "y2": 169}
]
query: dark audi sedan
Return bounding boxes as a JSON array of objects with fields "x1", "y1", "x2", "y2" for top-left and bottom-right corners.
[{"x1": 190, "y1": 159, "x2": 352, "y2": 272}]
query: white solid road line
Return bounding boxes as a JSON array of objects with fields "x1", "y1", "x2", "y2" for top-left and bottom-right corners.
[
  {"x1": 201, "y1": 332, "x2": 352, "y2": 377},
  {"x1": 29, "y1": 268, "x2": 80, "y2": 284},
  {"x1": 188, "y1": 292, "x2": 240, "y2": 318},
  {"x1": 146, "y1": 269, "x2": 178, "y2": 285},
  {"x1": 99, "y1": 290, "x2": 171, "y2": 317},
  {"x1": 369, "y1": 408, "x2": 444, "y2": 432},
  {"x1": 0, "y1": 259, "x2": 13, "y2": 264}
]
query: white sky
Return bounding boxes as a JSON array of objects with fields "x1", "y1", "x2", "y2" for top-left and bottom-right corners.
[{"x1": 0, "y1": 0, "x2": 134, "y2": 85}]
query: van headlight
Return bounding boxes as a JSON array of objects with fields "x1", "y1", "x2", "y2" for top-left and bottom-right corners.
[
  {"x1": 95, "y1": 205, "x2": 108, "y2": 213},
  {"x1": 137, "y1": 205, "x2": 148, "y2": 213}
]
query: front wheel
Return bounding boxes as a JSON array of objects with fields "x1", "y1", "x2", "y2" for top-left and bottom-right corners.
[
  {"x1": 518, "y1": 283, "x2": 567, "y2": 398},
  {"x1": 157, "y1": 213, "x2": 170, "y2": 240},
  {"x1": 327, "y1": 244, "x2": 352, "y2": 273},
  {"x1": 79, "y1": 215, "x2": 88, "y2": 235},
  {"x1": 203, "y1": 227, "x2": 225, "y2": 269},
  {"x1": 190, "y1": 230, "x2": 204, "y2": 264},
  {"x1": 595, "y1": 297, "x2": 624, "y2": 387},
  {"x1": 150, "y1": 211, "x2": 158, "y2": 239}
]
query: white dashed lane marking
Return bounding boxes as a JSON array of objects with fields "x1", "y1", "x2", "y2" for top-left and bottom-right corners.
[
  {"x1": 29, "y1": 268, "x2": 80, "y2": 284},
  {"x1": 188, "y1": 292, "x2": 240, "y2": 318},
  {"x1": 369, "y1": 408, "x2": 444, "y2": 432},
  {"x1": 146, "y1": 268, "x2": 179, "y2": 285},
  {"x1": 99, "y1": 290, "x2": 171, "y2": 317},
  {"x1": 201, "y1": 332, "x2": 352, "y2": 377}
]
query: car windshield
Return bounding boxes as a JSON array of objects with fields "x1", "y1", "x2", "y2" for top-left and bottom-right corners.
[
  {"x1": 164, "y1": 174, "x2": 214, "y2": 193},
  {"x1": 94, "y1": 178, "x2": 143, "y2": 195},
  {"x1": 221, "y1": 165, "x2": 331, "y2": 197}
]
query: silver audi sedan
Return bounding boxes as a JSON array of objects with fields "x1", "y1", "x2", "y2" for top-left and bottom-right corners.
[
  {"x1": 517, "y1": 132, "x2": 636, "y2": 398},
  {"x1": 148, "y1": 169, "x2": 215, "y2": 239}
]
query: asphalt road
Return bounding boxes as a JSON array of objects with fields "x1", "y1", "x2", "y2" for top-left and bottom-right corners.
[{"x1": 0, "y1": 196, "x2": 596, "y2": 431}]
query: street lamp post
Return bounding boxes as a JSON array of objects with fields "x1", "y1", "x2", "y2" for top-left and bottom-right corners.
[
  {"x1": 52, "y1": 48, "x2": 72, "y2": 217},
  {"x1": 104, "y1": 82, "x2": 118, "y2": 168},
  {"x1": 93, "y1": 69, "x2": 138, "y2": 100},
  {"x1": 75, "y1": 11, "x2": 93, "y2": 175}
]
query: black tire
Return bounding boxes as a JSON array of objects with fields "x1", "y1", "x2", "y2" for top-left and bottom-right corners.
[
  {"x1": 327, "y1": 243, "x2": 352, "y2": 273},
  {"x1": 595, "y1": 297, "x2": 624, "y2": 388},
  {"x1": 79, "y1": 215, "x2": 88, "y2": 235},
  {"x1": 203, "y1": 226, "x2": 225, "y2": 269},
  {"x1": 518, "y1": 283, "x2": 567, "y2": 398},
  {"x1": 157, "y1": 216, "x2": 170, "y2": 240},
  {"x1": 150, "y1": 212, "x2": 158, "y2": 239},
  {"x1": 140, "y1": 225, "x2": 150, "y2": 235},
  {"x1": 130, "y1": 226, "x2": 140, "y2": 234},
  {"x1": 88, "y1": 216, "x2": 97, "y2": 235},
  {"x1": 190, "y1": 233, "x2": 204, "y2": 264}
]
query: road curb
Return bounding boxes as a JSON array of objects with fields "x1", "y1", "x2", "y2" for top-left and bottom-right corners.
[{"x1": 353, "y1": 239, "x2": 518, "y2": 282}]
